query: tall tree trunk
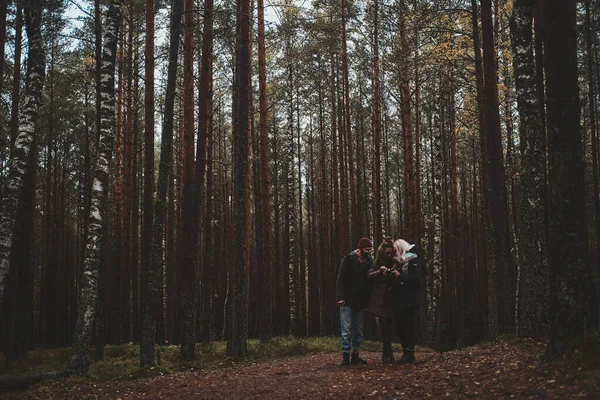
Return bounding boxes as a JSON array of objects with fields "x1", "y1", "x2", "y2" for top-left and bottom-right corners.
[
  {"x1": 481, "y1": 0, "x2": 512, "y2": 338},
  {"x1": 296, "y1": 85, "x2": 306, "y2": 337},
  {"x1": 341, "y1": 0, "x2": 358, "y2": 242},
  {"x1": 428, "y1": 110, "x2": 443, "y2": 348},
  {"x1": 0, "y1": 0, "x2": 8, "y2": 150},
  {"x1": 140, "y1": 0, "x2": 160, "y2": 366},
  {"x1": 543, "y1": 0, "x2": 591, "y2": 360},
  {"x1": 198, "y1": 0, "x2": 214, "y2": 342},
  {"x1": 400, "y1": 2, "x2": 417, "y2": 244},
  {"x1": 0, "y1": 0, "x2": 46, "y2": 322},
  {"x1": 471, "y1": 0, "x2": 490, "y2": 340},
  {"x1": 111, "y1": 23, "x2": 124, "y2": 346},
  {"x1": 71, "y1": 0, "x2": 123, "y2": 376},
  {"x1": 584, "y1": 0, "x2": 600, "y2": 328},
  {"x1": 9, "y1": 4, "x2": 23, "y2": 150},
  {"x1": 257, "y1": 0, "x2": 273, "y2": 341},
  {"x1": 372, "y1": 0, "x2": 382, "y2": 245},
  {"x1": 227, "y1": 0, "x2": 250, "y2": 357},
  {"x1": 510, "y1": 0, "x2": 549, "y2": 337},
  {"x1": 0, "y1": 0, "x2": 7, "y2": 102},
  {"x1": 180, "y1": 0, "x2": 196, "y2": 361}
]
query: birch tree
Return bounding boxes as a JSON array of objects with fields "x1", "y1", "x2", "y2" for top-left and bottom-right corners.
[
  {"x1": 510, "y1": 0, "x2": 549, "y2": 337},
  {"x1": 70, "y1": 0, "x2": 123, "y2": 376},
  {"x1": 0, "y1": 0, "x2": 46, "y2": 317},
  {"x1": 428, "y1": 110, "x2": 443, "y2": 347}
]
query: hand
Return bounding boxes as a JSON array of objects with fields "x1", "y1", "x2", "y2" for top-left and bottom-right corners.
[
  {"x1": 379, "y1": 266, "x2": 387, "y2": 273},
  {"x1": 337, "y1": 300, "x2": 345, "y2": 306},
  {"x1": 392, "y1": 270, "x2": 400, "y2": 277}
]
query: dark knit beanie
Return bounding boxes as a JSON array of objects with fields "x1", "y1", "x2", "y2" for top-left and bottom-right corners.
[{"x1": 357, "y1": 237, "x2": 372, "y2": 249}]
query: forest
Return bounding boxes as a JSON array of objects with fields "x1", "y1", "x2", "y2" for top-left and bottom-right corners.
[{"x1": 0, "y1": 0, "x2": 598, "y2": 394}]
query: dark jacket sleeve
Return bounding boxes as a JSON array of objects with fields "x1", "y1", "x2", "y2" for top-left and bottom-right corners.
[
  {"x1": 367, "y1": 261, "x2": 381, "y2": 281},
  {"x1": 397, "y1": 259, "x2": 420, "y2": 285},
  {"x1": 336, "y1": 256, "x2": 348, "y2": 302}
]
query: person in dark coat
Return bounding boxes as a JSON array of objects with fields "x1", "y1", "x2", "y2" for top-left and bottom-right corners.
[
  {"x1": 336, "y1": 237, "x2": 373, "y2": 366},
  {"x1": 392, "y1": 239, "x2": 422, "y2": 363},
  {"x1": 366, "y1": 237, "x2": 399, "y2": 363}
]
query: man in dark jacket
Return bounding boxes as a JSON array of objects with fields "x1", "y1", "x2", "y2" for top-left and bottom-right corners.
[
  {"x1": 393, "y1": 239, "x2": 422, "y2": 363},
  {"x1": 336, "y1": 237, "x2": 373, "y2": 366}
]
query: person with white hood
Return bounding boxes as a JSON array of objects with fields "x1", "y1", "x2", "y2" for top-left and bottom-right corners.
[{"x1": 392, "y1": 239, "x2": 422, "y2": 363}]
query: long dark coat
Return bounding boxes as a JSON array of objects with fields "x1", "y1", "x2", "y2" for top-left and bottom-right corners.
[{"x1": 366, "y1": 258, "x2": 397, "y2": 319}]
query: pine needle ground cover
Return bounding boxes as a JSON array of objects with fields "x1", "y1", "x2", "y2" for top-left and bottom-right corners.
[{"x1": 1, "y1": 336, "x2": 599, "y2": 398}]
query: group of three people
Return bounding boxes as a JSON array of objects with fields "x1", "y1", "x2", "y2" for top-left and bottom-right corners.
[{"x1": 336, "y1": 236, "x2": 421, "y2": 366}]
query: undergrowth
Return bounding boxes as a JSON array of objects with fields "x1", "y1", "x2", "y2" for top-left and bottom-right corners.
[
  {"x1": 0, "y1": 336, "x2": 440, "y2": 382},
  {"x1": 0, "y1": 336, "x2": 431, "y2": 384}
]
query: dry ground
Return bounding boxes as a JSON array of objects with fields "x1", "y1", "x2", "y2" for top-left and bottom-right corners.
[{"x1": 4, "y1": 339, "x2": 599, "y2": 399}]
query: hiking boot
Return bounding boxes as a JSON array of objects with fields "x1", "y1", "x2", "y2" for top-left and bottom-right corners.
[
  {"x1": 351, "y1": 351, "x2": 367, "y2": 365},
  {"x1": 341, "y1": 352, "x2": 350, "y2": 366},
  {"x1": 396, "y1": 351, "x2": 415, "y2": 364}
]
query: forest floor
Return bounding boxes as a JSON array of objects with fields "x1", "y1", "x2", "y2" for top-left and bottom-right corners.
[{"x1": 2, "y1": 336, "x2": 600, "y2": 399}]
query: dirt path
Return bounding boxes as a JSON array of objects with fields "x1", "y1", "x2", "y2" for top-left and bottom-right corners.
[{"x1": 5, "y1": 341, "x2": 599, "y2": 399}]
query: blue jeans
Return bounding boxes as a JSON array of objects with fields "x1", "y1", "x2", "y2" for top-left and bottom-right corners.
[{"x1": 340, "y1": 306, "x2": 365, "y2": 353}]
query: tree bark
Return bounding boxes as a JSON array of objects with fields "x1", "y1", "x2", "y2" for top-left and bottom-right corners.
[
  {"x1": 9, "y1": 4, "x2": 23, "y2": 150},
  {"x1": 481, "y1": 0, "x2": 513, "y2": 338},
  {"x1": 140, "y1": 0, "x2": 160, "y2": 366},
  {"x1": 180, "y1": 0, "x2": 196, "y2": 361},
  {"x1": 372, "y1": 0, "x2": 382, "y2": 246},
  {"x1": 341, "y1": 0, "x2": 358, "y2": 242},
  {"x1": 510, "y1": 0, "x2": 549, "y2": 337},
  {"x1": 543, "y1": 0, "x2": 591, "y2": 360},
  {"x1": 584, "y1": 0, "x2": 600, "y2": 328},
  {"x1": 0, "y1": 0, "x2": 46, "y2": 321},
  {"x1": 0, "y1": 0, "x2": 8, "y2": 109},
  {"x1": 257, "y1": 0, "x2": 273, "y2": 341},
  {"x1": 70, "y1": 0, "x2": 123, "y2": 376},
  {"x1": 227, "y1": 0, "x2": 250, "y2": 357},
  {"x1": 197, "y1": 0, "x2": 214, "y2": 342}
]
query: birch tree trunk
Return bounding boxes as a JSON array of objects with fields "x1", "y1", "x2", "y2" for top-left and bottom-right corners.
[
  {"x1": 0, "y1": 0, "x2": 45, "y2": 319},
  {"x1": 0, "y1": 0, "x2": 7, "y2": 101},
  {"x1": 70, "y1": 0, "x2": 123, "y2": 376},
  {"x1": 428, "y1": 111, "x2": 443, "y2": 347},
  {"x1": 584, "y1": 0, "x2": 600, "y2": 327},
  {"x1": 9, "y1": 4, "x2": 22, "y2": 150},
  {"x1": 510, "y1": 0, "x2": 549, "y2": 337}
]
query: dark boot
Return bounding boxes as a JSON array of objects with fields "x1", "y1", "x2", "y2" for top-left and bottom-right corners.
[
  {"x1": 396, "y1": 350, "x2": 415, "y2": 364},
  {"x1": 341, "y1": 352, "x2": 350, "y2": 366},
  {"x1": 351, "y1": 351, "x2": 367, "y2": 365}
]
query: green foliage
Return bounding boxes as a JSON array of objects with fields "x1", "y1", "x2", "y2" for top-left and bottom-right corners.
[
  {"x1": 0, "y1": 336, "x2": 438, "y2": 385},
  {"x1": 0, "y1": 347, "x2": 72, "y2": 376}
]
